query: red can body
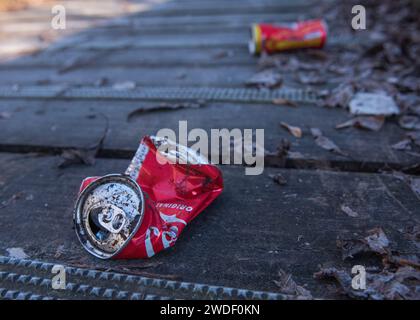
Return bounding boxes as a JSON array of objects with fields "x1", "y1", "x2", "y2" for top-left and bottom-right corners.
[
  {"x1": 249, "y1": 20, "x2": 327, "y2": 55},
  {"x1": 77, "y1": 136, "x2": 223, "y2": 259}
]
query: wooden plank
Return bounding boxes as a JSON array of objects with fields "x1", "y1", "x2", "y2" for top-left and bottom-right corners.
[
  {"x1": 0, "y1": 0, "x2": 315, "y2": 22},
  {"x1": 138, "y1": 2, "x2": 315, "y2": 17},
  {"x1": 1, "y1": 59, "x2": 315, "y2": 87},
  {"x1": 0, "y1": 42, "x2": 360, "y2": 87},
  {"x1": 0, "y1": 12, "x2": 302, "y2": 29},
  {"x1": 2, "y1": 47, "x2": 253, "y2": 68},
  {"x1": 0, "y1": 153, "x2": 418, "y2": 297},
  {"x1": 95, "y1": 12, "x2": 305, "y2": 29},
  {"x1": 0, "y1": 98, "x2": 417, "y2": 169},
  {"x1": 0, "y1": 65, "x2": 258, "y2": 86}
]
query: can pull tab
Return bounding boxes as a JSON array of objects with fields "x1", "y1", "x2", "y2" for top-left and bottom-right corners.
[{"x1": 93, "y1": 204, "x2": 127, "y2": 234}]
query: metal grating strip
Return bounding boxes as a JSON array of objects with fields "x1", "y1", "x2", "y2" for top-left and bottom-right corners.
[
  {"x1": 0, "y1": 287, "x2": 55, "y2": 300},
  {"x1": 0, "y1": 85, "x2": 318, "y2": 103},
  {"x1": 0, "y1": 256, "x2": 287, "y2": 300},
  {"x1": 0, "y1": 270, "x2": 170, "y2": 300}
]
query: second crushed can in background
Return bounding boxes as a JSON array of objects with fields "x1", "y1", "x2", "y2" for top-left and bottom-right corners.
[{"x1": 249, "y1": 19, "x2": 327, "y2": 55}]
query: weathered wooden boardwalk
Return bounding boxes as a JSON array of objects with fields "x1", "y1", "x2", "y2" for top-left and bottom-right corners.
[{"x1": 0, "y1": 0, "x2": 418, "y2": 299}]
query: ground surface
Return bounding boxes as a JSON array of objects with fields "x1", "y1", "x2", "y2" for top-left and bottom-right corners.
[{"x1": 0, "y1": 0, "x2": 419, "y2": 300}]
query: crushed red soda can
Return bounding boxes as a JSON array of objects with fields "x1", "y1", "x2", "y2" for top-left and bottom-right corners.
[
  {"x1": 249, "y1": 20, "x2": 327, "y2": 55},
  {"x1": 74, "y1": 136, "x2": 223, "y2": 259}
]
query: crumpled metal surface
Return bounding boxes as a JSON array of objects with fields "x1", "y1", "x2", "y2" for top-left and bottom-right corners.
[{"x1": 77, "y1": 136, "x2": 223, "y2": 259}]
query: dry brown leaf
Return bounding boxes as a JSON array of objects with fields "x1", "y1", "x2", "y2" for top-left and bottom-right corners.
[
  {"x1": 398, "y1": 115, "x2": 420, "y2": 130},
  {"x1": 280, "y1": 122, "x2": 302, "y2": 138},
  {"x1": 265, "y1": 139, "x2": 290, "y2": 167},
  {"x1": 297, "y1": 72, "x2": 326, "y2": 85},
  {"x1": 349, "y1": 93, "x2": 400, "y2": 116},
  {"x1": 340, "y1": 205, "x2": 359, "y2": 217},
  {"x1": 127, "y1": 102, "x2": 204, "y2": 122},
  {"x1": 315, "y1": 266, "x2": 420, "y2": 300},
  {"x1": 112, "y1": 81, "x2": 136, "y2": 91},
  {"x1": 269, "y1": 173, "x2": 287, "y2": 186},
  {"x1": 407, "y1": 131, "x2": 420, "y2": 147},
  {"x1": 310, "y1": 128, "x2": 347, "y2": 157},
  {"x1": 337, "y1": 227, "x2": 390, "y2": 260},
  {"x1": 391, "y1": 139, "x2": 412, "y2": 151},
  {"x1": 274, "y1": 270, "x2": 312, "y2": 299},
  {"x1": 212, "y1": 50, "x2": 233, "y2": 60},
  {"x1": 272, "y1": 98, "x2": 297, "y2": 107},
  {"x1": 58, "y1": 115, "x2": 109, "y2": 169},
  {"x1": 0, "y1": 112, "x2": 12, "y2": 119},
  {"x1": 304, "y1": 49, "x2": 329, "y2": 61},
  {"x1": 245, "y1": 70, "x2": 282, "y2": 88},
  {"x1": 336, "y1": 116, "x2": 385, "y2": 131},
  {"x1": 324, "y1": 83, "x2": 355, "y2": 108}
]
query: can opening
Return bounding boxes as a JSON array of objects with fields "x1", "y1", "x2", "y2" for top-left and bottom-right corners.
[
  {"x1": 74, "y1": 174, "x2": 145, "y2": 259},
  {"x1": 88, "y1": 207, "x2": 111, "y2": 242}
]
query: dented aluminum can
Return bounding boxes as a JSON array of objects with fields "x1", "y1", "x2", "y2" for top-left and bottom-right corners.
[
  {"x1": 249, "y1": 20, "x2": 327, "y2": 55},
  {"x1": 74, "y1": 136, "x2": 223, "y2": 259}
]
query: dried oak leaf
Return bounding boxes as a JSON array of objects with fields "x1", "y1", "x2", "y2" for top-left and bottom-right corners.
[
  {"x1": 272, "y1": 98, "x2": 297, "y2": 107},
  {"x1": 275, "y1": 139, "x2": 291, "y2": 159},
  {"x1": 398, "y1": 115, "x2": 420, "y2": 130},
  {"x1": 303, "y1": 49, "x2": 329, "y2": 61},
  {"x1": 127, "y1": 102, "x2": 204, "y2": 122},
  {"x1": 337, "y1": 227, "x2": 390, "y2": 260},
  {"x1": 211, "y1": 50, "x2": 233, "y2": 60},
  {"x1": 336, "y1": 116, "x2": 385, "y2": 132},
  {"x1": 58, "y1": 149, "x2": 96, "y2": 169},
  {"x1": 265, "y1": 139, "x2": 291, "y2": 167},
  {"x1": 340, "y1": 205, "x2": 359, "y2": 217},
  {"x1": 280, "y1": 122, "x2": 302, "y2": 138},
  {"x1": 297, "y1": 72, "x2": 326, "y2": 85},
  {"x1": 349, "y1": 92, "x2": 400, "y2": 116},
  {"x1": 315, "y1": 266, "x2": 420, "y2": 300},
  {"x1": 274, "y1": 270, "x2": 312, "y2": 299},
  {"x1": 257, "y1": 53, "x2": 283, "y2": 69},
  {"x1": 365, "y1": 228, "x2": 391, "y2": 254},
  {"x1": 245, "y1": 70, "x2": 282, "y2": 89},
  {"x1": 0, "y1": 111, "x2": 11, "y2": 119},
  {"x1": 391, "y1": 139, "x2": 412, "y2": 151},
  {"x1": 313, "y1": 268, "x2": 357, "y2": 297},
  {"x1": 269, "y1": 173, "x2": 287, "y2": 186},
  {"x1": 384, "y1": 254, "x2": 420, "y2": 270},
  {"x1": 324, "y1": 83, "x2": 355, "y2": 108},
  {"x1": 310, "y1": 128, "x2": 348, "y2": 157},
  {"x1": 58, "y1": 116, "x2": 109, "y2": 169},
  {"x1": 112, "y1": 81, "x2": 136, "y2": 91}
]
